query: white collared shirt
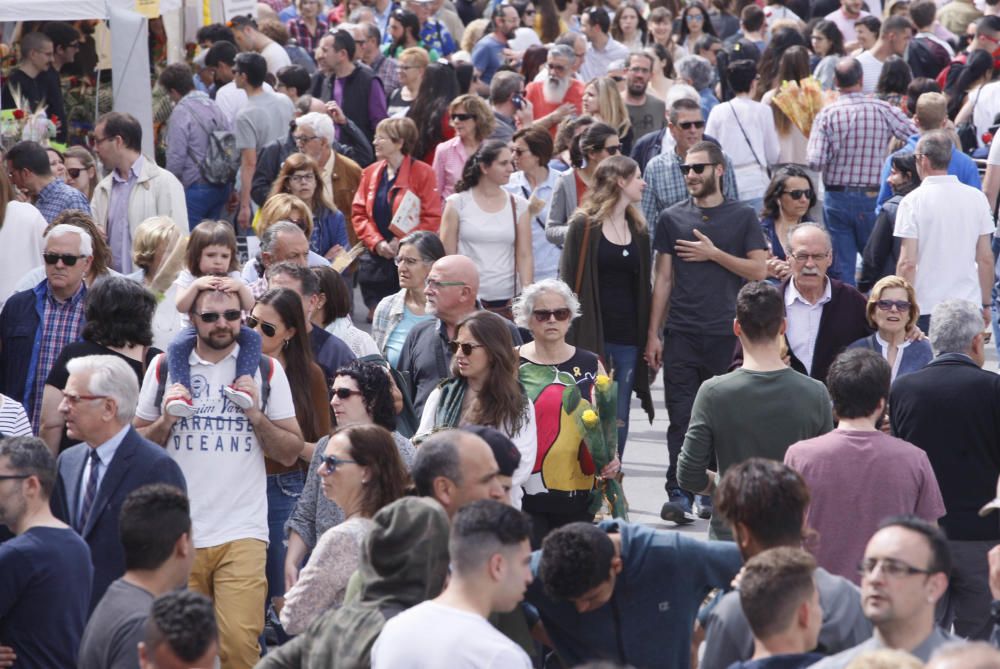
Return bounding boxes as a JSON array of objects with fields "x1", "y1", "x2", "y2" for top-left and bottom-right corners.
[
  {"x1": 78, "y1": 424, "x2": 131, "y2": 526},
  {"x1": 785, "y1": 278, "x2": 832, "y2": 376},
  {"x1": 875, "y1": 332, "x2": 911, "y2": 382}
]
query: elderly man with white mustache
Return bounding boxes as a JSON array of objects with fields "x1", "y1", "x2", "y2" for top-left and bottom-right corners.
[{"x1": 524, "y1": 44, "x2": 585, "y2": 137}]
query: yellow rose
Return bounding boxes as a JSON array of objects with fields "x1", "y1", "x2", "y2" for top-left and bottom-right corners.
[
  {"x1": 582, "y1": 409, "x2": 600, "y2": 429},
  {"x1": 595, "y1": 375, "x2": 611, "y2": 391}
]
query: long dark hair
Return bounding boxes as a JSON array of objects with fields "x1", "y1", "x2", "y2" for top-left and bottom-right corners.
[
  {"x1": 877, "y1": 55, "x2": 912, "y2": 97},
  {"x1": 890, "y1": 152, "x2": 921, "y2": 196},
  {"x1": 452, "y1": 312, "x2": 527, "y2": 434},
  {"x1": 812, "y1": 20, "x2": 845, "y2": 57},
  {"x1": 679, "y1": 1, "x2": 717, "y2": 43},
  {"x1": 771, "y1": 46, "x2": 811, "y2": 135},
  {"x1": 334, "y1": 360, "x2": 397, "y2": 431},
  {"x1": 407, "y1": 62, "x2": 461, "y2": 159},
  {"x1": 521, "y1": 45, "x2": 548, "y2": 84},
  {"x1": 570, "y1": 122, "x2": 617, "y2": 168},
  {"x1": 256, "y1": 287, "x2": 325, "y2": 442},
  {"x1": 535, "y1": 0, "x2": 561, "y2": 42},
  {"x1": 389, "y1": 8, "x2": 421, "y2": 55},
  {"x1": 335, "y1": 424, "x2": 410, "y2": 517},
  {"x1": 454, "y1": 140, "x2": 509, "y2": 192},
  {"x1": 761, "y1": 165, "x2": 817, "y2": 220},
  {"x1": 756, "y1": 27, "x2": 807, "y2": 98},
  {"x1": 947, "y1": 49, "x2": 994, "y2": 118}
]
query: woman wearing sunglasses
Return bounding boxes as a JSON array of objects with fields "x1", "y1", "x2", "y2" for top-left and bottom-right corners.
[
  {"x1": 759, "y1": 166, "x2": 819, "y2": 282},
  {"x1": 64, "y1": 146, "x2": 100, "y2": 201},
  {"x1": 678, "y1": 1, "x2": 717, "y2": 52},
  {"x1": 284, "y1": 361, "x2": 416, "y2": 605},
  {"x1": 416, "y1": 311, "x2": 537, "y2": 508},
  {"x1": 514, "y1": 279, "x2": 619, "y2": 546},
  {"x1": 432, "y1": 93, "x2": 495, "y2": 204},
  {"x1": 848, "y1": 276, "x2": 932, "y2": 384},
  {"x1": 561, "y1": 155, "x2": 654, "y2": 458},
  {"x1": 281, "y1": 423, "x2": 409, "y2": 634},
  {"x1": 248, "y1": 287, "x2": 330, "y2": 622}
]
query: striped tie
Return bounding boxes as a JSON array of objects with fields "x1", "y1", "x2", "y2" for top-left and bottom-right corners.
[{"x1": 78, "y1": 450, "x2": 101, "y2": 532}]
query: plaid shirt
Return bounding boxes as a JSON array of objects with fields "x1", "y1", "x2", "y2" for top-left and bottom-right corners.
[
  {"x1": 286, "y1": 17, "x2": 328, "y2": 55},
  {"x1": 31, "y1": 282, "x2": 86, "y2": 428},
  {"x1": 372, "y1": 54, "x2": 399, "y2": 99},
  {"x1": 641, "y1": 150, "x2": 739, "y2": 233},
  {"x1": 371, "y1": 288, "x2": 407, "y2": 352},
  {"x1": 807, "y1": 92, "x2": 917, "y2": 188},
  {"x1": 35, "y1": 179, "x2": 92, "y2": 224}
]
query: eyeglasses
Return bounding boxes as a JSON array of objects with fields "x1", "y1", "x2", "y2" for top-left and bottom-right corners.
[
  {"x1": 628, "y1": 66, "x2": 651, "y2": 74},
  {"x1": 394, "y1": 256, "x2": 429, "y2": 267},
  {"x1": 293, "y1": 135, "x2": 320, "y2": 146},
  {"x1": 790, "y1": 251, "x2": 831, "y2": 263},
  {"x1": 448, "y1": 340, "x2": 485, "y2": 356},
  {"x1": 320, "y1": 454, "x2": 358, "y2": 474},
  {"x1": 679, "y1": 162, "x2": 716, "y2": 175},
  {"x1": 685, "y1": 13, "x2": 705, "y2": 21},
  {"x1": 66, "y1": 167, "x2": 84, "y2": 179},
  {"x1": 676, "y1": 120, "x2": 706, "y2": 130},
  {"x1": 43, "y1": 253, "x2": 87, "y2": 266},
  {"x1": 93, "y1": 134, "x2": 115, "y2": 144},
  {"x1": 0, "y1": 474, "x2": 30, "y2": 482},
  {"x1": 451, "y1": 113, "x2": 474, "y2": 121},
  {"x1": 332, "y1": 387, "x2": 365, "y2": 399},
  {"x1": 425, "y1": 278, "x2": 467, "y2": 290},
  {"x1": 196, "y1": 309, "x2": 243, "y2": 323},
  {"x1": 782, "y1": 188, "x2": 814, "y2": 200},
  {"x1": 62, "y1": 392, "x2": 109, "y2": 405},
  {"x1": 876, "y1": 299, "x2": 911, "y2": 312},
  {"x1": 533, "y1": 308, "x2": 572, "y2": 322},
  {"x1": 289, "y1": 173, "x2": 317, "y2": 184},
  {"x1": 858, "y1": 557, "x2": 933, "y2": 579},
  {"x1": 246, "y1": 315, "x2": 277, "y2": 337},
  {"x1": 601, "y1": 144, "x2": 621, "y2": 155}
]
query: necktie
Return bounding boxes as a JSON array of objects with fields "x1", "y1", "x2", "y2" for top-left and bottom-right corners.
[{"x1": 78, "y1": 449, "x2": 101, "y2": 532}]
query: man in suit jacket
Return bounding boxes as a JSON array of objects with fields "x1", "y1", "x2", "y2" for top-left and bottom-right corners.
[
  {"x1": 50, "y1": 355, "x2": 186, "y2": 612},
  {"x1": 891, "y1": 298, "x2": 1000, "y2": 641}
]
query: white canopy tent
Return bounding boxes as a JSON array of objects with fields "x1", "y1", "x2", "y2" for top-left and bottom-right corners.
[{"x1": 0, "y1": 0, "x2": 183, "y2": 156}]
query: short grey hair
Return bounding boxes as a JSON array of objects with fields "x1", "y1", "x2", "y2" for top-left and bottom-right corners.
[
  {"x1": 676, "y1": 55, "x2": 714, "y2": 91},
  {"x1": 929, "y1": 299, "x2": 983, "y2": 356},
  {"x1": 65, "y1": 355, "x2": 140, "y2": 423},
  {"x1": 787, "y1": 222, "x2": 832, "y2": 251},
  {"x1": 295, "y1": 112, "x2": 335, "y2": 144},
  {"x1": 261, "y1": 221, "x2": 304, "y2": 255},
  {"x1": 490, "y1": 71, "x2": 524, "y2": 105},
  {"x1": 548, "y1": 44, "x2": 576, "y2": 65},
  {"x1": 916, "y1": 130, "x2": 953, "y2": 170},
  {"x1": 0, "y1": 436, "x2": 56, "y2": 498},
  {"x1": 512, "y1": 279, "x2": 582, "y2": 328},
  {"x1": 666, "y1": 83, "x2": 700, "y2": 108},
  {"x1": 412, "y1": 430, "x2": 464, "y2": 495},
  {"x1": 46, "y1": 223, "x2": 93, "y2": 257}
]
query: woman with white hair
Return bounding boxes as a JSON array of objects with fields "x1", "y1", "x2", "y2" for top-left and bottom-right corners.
[
  {"x1": 676, "y1": 54, "x2": 719, "y2": 118},
  {"x1": 515, "y1": 278, "x2": 617, "y2": 546}
]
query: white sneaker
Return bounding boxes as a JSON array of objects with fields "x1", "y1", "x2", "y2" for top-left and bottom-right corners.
[
  {"x1": 224, "y1": 385, "x2": 254, "y2": 410},
  {"x1": 165, "y1": 396, "x2": 195, "y2": 418}
]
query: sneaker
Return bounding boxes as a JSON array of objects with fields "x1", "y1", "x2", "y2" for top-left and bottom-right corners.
[
  {"x1": 660, "y1": 487, "x2": 696, "y2": 525},
  {"x1": 694, "y1": 494, "x2": 713, "y2": 520},
  {"x1": 165, "y1": 396, "x2": 195, "y2": 418},
  {"x1": 224, "y1": 385, "x2": 254, "y2": 410}
]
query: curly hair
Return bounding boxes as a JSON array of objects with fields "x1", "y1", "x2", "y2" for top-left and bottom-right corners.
[
  {"x1": 82, "y1": 275, "x2": 156, "y2": 348},
  {"x1": 539, "y1": 522, "x2": 616, "y2": 600},
  {"x1": 334, "y1": 423, "x2": 411, "y2": 517},
  {"x1": 334, "y1": 360, "x2": 398, "y2": 432},
  {"x1": 448, "y1": 93, "x2": 495, "y2": 141}
]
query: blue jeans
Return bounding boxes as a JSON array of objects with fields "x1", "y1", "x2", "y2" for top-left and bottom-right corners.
[
  {"x1": 185, "y1": 182, "x2": 230, "y2": 230},
  {"x1": 823, "y1": 190, "x2": 878, "y2": 287},
  {"x1": 265, "y1": 469, "x2": 305, "y2": 606},
  {"x1": 604, "y1": 342, "x2": 637, "y2": 458}
]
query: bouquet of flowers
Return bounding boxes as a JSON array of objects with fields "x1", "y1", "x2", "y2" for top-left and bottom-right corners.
[
  {"x1": 1, "y1": 85, "x2": 61, "y2": 150},
  {"x1": 771, "y1": 76, "x2": 833, "y2": 138},
  {"x1": 573, "y1": 374, "x2": 628, "y2": 519}
]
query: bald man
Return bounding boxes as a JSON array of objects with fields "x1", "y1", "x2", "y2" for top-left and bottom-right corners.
[{"x1": 398, "y1": 256, "x2": 521, "y2": 415}]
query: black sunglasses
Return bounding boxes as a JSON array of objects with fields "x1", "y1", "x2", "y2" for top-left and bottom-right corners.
[
  {"x1": 246, "y1": 315, "x2": 277, "y2": 337},
  {"x1": 197, "y1": 309, "x2": 243, "y2": 323},
  {"x1": 451, "y1": 112, "x2": 474, "y2": 121},
  {"x1": 0, "y1": 474, "x2": 30, "y2": 481},
  {"x1": 43, "y1": 253, "x2": 86, "y2": 266},
  {"x1": 783, "y1": 188, "x2": 814, "y2": 200},
  {"x1": 66, "y1": 167, "x2": 83, "y2": 179},
  {"x1": 321, "y1": 454, "x2": 358, "y2": 473},
  {"x1": 533, "y1": 308, "x2": 572, "y2": 322},
  {"x1": 331, "y1": 387, "x2": 364, "y2": 399},
  {"x1": 603, "y1": 145, "x2": 621, "y2": 155},
  {"x1": 677, "y1": 120, "x2": 705, "y2": 130},
  {"x1": 679, "y1": 162, "x2": 716, "y2": 175},
  {"x1": 448, "y1": 341, "x2": 485, "y2": 356}
]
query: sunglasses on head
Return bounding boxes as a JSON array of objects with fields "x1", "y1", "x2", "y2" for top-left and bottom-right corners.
[
  {"x1": 43, "y1": 253, "x2": 86, "y2": 266},
  {"x1": 451, "y1": 112, "x2": 474, "y2": 121},
  {"x1": 246, "y1": 315, "x2": 277, "y2": 337},
  {"x1": 197, "y1": 309, "x2": 243, "y2": 323},
  {"x1": 783, "y1": 188, "x2": 814, "y2": 200},
  {"x1": 533, "y1": 308, "x2": 572, "y2": 322},
  {"x1": 876, "y1": 299, "x2": 911, "y2": 312},
  {"x1": 321, "y1": 454, "x2": 358, "y2": 473},
  {"x1": 331, "y1": 387, "x2": 364, "y2": 399},
  {"x1": 676, "y1": 120, "x2": 705, "y2": 130},
  {"x1": 679, "y1": 162, "x2": 716, "y2": 175},
  {"x1": 448, "y1": 341, "x2": 485, "y2": 356}
]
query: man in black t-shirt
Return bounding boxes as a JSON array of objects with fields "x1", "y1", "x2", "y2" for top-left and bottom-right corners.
[{"x1": 645, "y1": 140, "x2": 768, "y2": 525}]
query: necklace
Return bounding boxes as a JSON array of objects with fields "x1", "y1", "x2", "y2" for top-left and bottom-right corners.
[{"x1": 607, "y1": 218, "x2": 631, "y2": 256}]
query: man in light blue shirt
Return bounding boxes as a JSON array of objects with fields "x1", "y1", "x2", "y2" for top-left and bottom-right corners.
[{"x1": 471, "y1": 4, "x2": 519, "y2": 90}]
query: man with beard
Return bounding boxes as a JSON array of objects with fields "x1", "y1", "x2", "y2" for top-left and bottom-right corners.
[
  {"x1": 810, "y1": 517, "x2": 955, "y2": 668},
  {"x1": 524, "y1": 45, "x2": 585, "y2": 138},
  {"x1": 645, "y1": 140, "x2": 768, "y2": 525},
  {"x1": 472, "y1": 4, "x2": 520, "y2": 91},
  {"x1": 624, "y1": 52, "x2": 666, "y2": 140},
  {"x1": 134, "y1": 288, "x2": 303, "y2": 669}
]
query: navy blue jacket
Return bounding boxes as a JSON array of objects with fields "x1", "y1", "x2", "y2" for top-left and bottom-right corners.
[
  {"x1": 631, "y1": 129, "x2": 724, "y2": 174},
  {"x1": 50, "y1": 427, "x2": 187, "y2": 612}
]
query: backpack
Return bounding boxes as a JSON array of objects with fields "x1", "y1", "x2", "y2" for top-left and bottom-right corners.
[
  {"x1": 152, "y1": 354, "x2": 274, "y2": 413},
  {"x1": 185, "y1": 105, "x2": 240, "y2": 186},
  {"x1": 907, "y1": 36, "x2": 951, "y2": 80}
]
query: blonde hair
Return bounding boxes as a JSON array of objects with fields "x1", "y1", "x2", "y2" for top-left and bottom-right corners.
[
  {"x1": 461, "y1": 19, "x2": 489, "y2": 54},
  {"x1": 449, "y1": 94, "x2": 495, "y2": 141},
  {"x1": 376, "y1": 117, "x2": 419, "y2": 156},
  {"x1": 866, "y1": 275, "x2": 920, "y2": 331},
  {"x1": 844, "y1": 649, "x2": 923, "y2": 669},
  {"x1": 271, "y1": 152, "x2": 336, "y2": 214},
  {"x1": 132, "y1": 216, "x2": 182, "y2": 273},
  {"x1": 258, "y1": 193, "x2": 314, "y2": 240},
  {"x1": 399, "y1": 46, "x2": 430, "y2": 69},
  {"x1": 576, "y1": 155, "x2": 645, "y2": 233},
  {"x1": 586, "y1": 76, "x2": 631, "y2": 138}
]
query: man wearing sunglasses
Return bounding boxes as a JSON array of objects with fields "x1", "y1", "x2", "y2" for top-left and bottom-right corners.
[
  {"x1": 646, "y1": 140, "x2": 767, "y2": 526},
  {"x1": 5, "y1": 140, "x2": 92, "y2": 224},
  {"x1": 134, "y1": 287, "x2": 303, "y2": 669},
  {"x1": 0, "y1": 224, "x2": 92, "y2": 433}
]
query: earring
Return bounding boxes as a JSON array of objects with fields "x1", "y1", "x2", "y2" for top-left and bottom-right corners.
[
  {"x1": 283, "y1": 339, "x2": 290, "y2": 349},
  {"x1": 362, "y1": 479, "x2": 369, "y2": 484}
]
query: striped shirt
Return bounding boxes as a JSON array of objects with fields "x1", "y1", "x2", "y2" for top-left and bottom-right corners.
[
  {"x1": 31, "y1": 283, "x2": 86, "y2": 429},
  {"x1": 0, "y1": 395, "x2": 32, "y2": 437},
  {"x1": 807, "y1": 93, "x2": 917, "y2": 188}
]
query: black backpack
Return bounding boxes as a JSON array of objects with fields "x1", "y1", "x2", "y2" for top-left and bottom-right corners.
[{"x1": 907, "y1": 36, "x2": 951, "y2": 80}]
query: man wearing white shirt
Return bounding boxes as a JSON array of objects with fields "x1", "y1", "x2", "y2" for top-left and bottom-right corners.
[
  {"x1": 229, "y1": 14, "x2": 291, "y2": 75},
  {"x1": 579, "y1": 7, "x2": 629, "y2": 82},
  {"x1": 895, "y1": 130, "x2": 995, "y2": 331},
  {"x1": 825, "y1": 0, "x2": 871, "y2": 51},
  {"x1": 205, "y1": 40, "x2": 277, "y2": 126},
  {"x1": 705, "y1": 60, "x2": 779, "y2": 211},
  {"x1": 855, "y1": 16, "x2": 915, "y2": 95},
  {"x1": 371, "y1": 500, "x2": 534, "y2": 669}
]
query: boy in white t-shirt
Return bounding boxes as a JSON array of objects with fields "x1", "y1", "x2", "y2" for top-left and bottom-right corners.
[{"x1": 371, "y1": 500, "x2": 534, "y2": 669}]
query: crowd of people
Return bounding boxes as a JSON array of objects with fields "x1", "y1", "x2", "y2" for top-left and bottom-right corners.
[{"x1": 5, "y1": 0, "x2": 1000, "y2": 667}]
